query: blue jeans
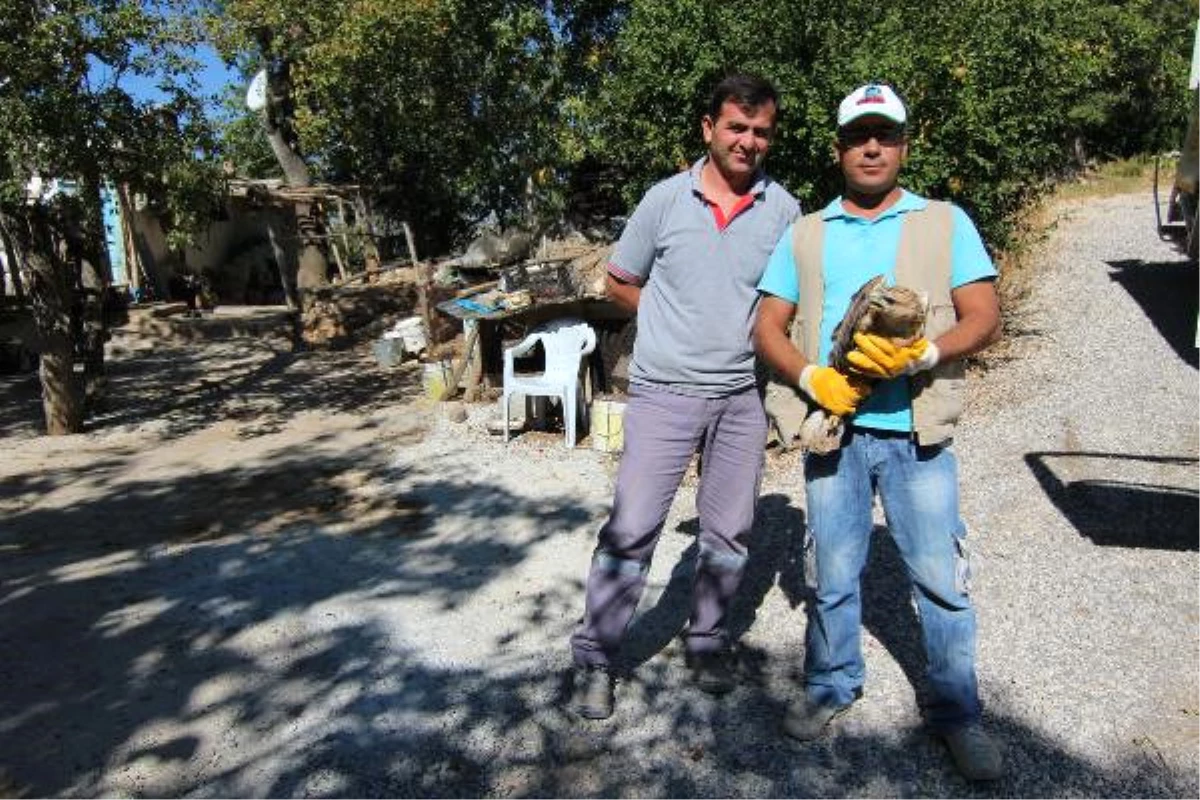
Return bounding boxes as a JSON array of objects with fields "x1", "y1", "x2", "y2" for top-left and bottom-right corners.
[{"x1": 803, "y1": 428, "x2": 981, "y2": 731}]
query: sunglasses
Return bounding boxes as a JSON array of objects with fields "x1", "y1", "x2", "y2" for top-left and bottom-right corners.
[{"x1": 836, "y1": 124, "x2": 907, "y2": 148}]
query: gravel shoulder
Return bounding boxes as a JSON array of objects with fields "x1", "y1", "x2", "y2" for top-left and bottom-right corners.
[{"x1": 0, "y1": 192, "x2": 1196, "y2": 798}]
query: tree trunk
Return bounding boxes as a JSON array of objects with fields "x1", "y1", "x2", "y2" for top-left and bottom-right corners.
[
  {"x1": 78, "y1": 252, "x2": 108, "y2": 412},
  {"x1": 260, "y1": 57, "x2": 328, "y2": 293},
  {"x1": 0, "y1": 214, "x2": 26, "y2": 300},
  {"x1": 266, "y1": 214, "x2": 298, "y2": 309},
  {"x1": 293, "y1": 200, "x2": 327, "y2": 291},
  {"x1": 19, "y1": 209, "x2": 82, "y2": 434},
  {"x1": 38, "y1": 345, "x2": 81, "y2": 434},
  {"x1": 77, "y1": 174, "x2": 111, "y2": 413}
]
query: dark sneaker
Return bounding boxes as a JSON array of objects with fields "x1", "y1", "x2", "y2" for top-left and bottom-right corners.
[
  {"x1": 570, "y1": 666, "x2": 615, "y2": 720},
  {"x1": 688, "y1": 650, "x2": 737, "y2": 695},
  {"x1": 940, "y1": 724, "x2": 1004, "y2": 781},
  {"x1": 781, "y1": 698, "x2": 850, "y2": 742}
]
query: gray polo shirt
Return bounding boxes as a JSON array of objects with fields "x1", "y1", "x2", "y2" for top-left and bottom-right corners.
[{"x1": 609, "y1": 158, "x2": 799, "y2": 397}]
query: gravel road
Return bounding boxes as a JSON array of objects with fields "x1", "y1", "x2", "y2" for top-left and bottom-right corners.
[{"x1": 0, "y1": 191, "x2": 1196, "y2": 798}]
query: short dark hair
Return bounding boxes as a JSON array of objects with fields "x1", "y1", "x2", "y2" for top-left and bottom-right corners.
[{"x1": 707, "y1": 73, "x2": 779, "y2": 120}]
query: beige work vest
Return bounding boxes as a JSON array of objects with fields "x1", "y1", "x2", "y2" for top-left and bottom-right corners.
[{"x1": 763, "y1": 200, "x2": 964, "y2": 447}]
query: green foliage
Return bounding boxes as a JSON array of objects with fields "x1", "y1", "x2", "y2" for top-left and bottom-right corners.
[
  {"x1": 214, "y1": 90, "x2": 283, "y2": 179},
  {"x1": 199, "y1": 0, "x2": 1195, "y2": 254},
  {"x1": 208, "y1": 0, "x2": 585, "y2": 253},
  {"x1": 0, "y1": 0, "x2": 223, "y2": 250},
  {"x1": 583, "y1": 0, "x2": 1196, "y2": 249}
]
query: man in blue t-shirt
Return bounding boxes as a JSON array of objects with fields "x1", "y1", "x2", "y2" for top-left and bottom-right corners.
[
  {"x1": 569, "y1": 74, "x2": 800, "y2": 721},
  {"x1": 754, "y1": 83, "x2": 1004, "y2": 781}
]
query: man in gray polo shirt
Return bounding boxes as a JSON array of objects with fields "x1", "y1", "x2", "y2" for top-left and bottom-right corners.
[{"x1": 569, "y1": 73, "x2": 800, "y2": 720}]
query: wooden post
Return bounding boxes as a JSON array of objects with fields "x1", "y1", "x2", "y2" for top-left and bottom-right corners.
[
  {"x1": 0, "y1": 214, "x2": 25, "y2": 300},
  {"x1": 354, "y1": 192, "x2": 381, "y2": 283},
  {"x1": 117, "y1": 184, "x2": 142, "y2": 299},
  {"x1": 335, "y1": 196, "x2": 354, "y2": 271},
  {"x1": 440, "y1": 321, "x2": 479, "y2": 401},
  {"x1": 321, "y1": 200, "x2": 348, "y2": 281},
  {"x1": 403, "y1": 220, "x2": 419, "y2": 265},
  {"x1": 329, "y1": 237, "x2": 348, "y2": 281},
  {"x1": 406, "y1": 221, "x2": 435, "y2": 347},
  {"x1": 266, "y1": 214, "x2": 299, "y2": 310},
  {"x1": 462, "y1": 318, "x2": 484, "y2": 402}
]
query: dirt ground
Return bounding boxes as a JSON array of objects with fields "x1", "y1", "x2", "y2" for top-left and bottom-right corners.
[
  {"x1": 0, "y1": 307, "x2": 442, "y2": 551},
  {"x1": 1, "y1": 196, "x2": 1196, "y2": 799},
  {"x1": 0, "y1": 302, "x2": 644, "y2": 798}
]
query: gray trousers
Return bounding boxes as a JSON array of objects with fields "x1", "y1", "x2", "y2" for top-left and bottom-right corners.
[{"x1": 570, "y1": 383, "x2": 767, "y2": 668}]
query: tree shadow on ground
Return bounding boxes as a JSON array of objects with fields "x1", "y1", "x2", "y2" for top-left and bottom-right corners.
[
  {"x1": 94, "y1": 340, "x2": 423, "y2": 437},
  {"x1": 0, "y1": 409, "x2": 435, "y2": 555},
  {"x1": 619, "y1": 495, "x2": 928, "y2": 697},
  {"x1": 617, "y1": 493, "x2": 808, "y2": 678},
  {"x1": 1025, "y1": 451, "x2": 1198, "y2": 551},
  {"x1": 1, "y1": 331, "x2": 1194, "y2": 797},
  {"x1": 0, "y1": 371, "x2": 42, "y2": 439},
  {"x1": 1105, "y1": 259, "x2": 1199, "y2": 369},
  {"x1": 4, "y1": 505, "x2": 1191, "y2": 798},
  {"x1": 859, "y1": 526, "x2": 931, "y2": 706},
  {"x1": 2, "y1": 452, "x2": 1194, "y2": 797},
  {"x1": 0, "y1": 440, "x2": 596, "y2": 797},
  {"x1": 0, "y1": 334, "x2": 422, "y2": 441}
]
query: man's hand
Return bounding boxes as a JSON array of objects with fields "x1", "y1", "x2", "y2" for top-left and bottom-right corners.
[
  {"x1": 846, "y1": 333, "x2": 939, "y2": 379},
  {"x1": 799, "y1": 365, "x2": 871, "y2": 416}
]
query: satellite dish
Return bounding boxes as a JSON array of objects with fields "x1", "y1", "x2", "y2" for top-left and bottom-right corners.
[{"x1": 245, "y1": 69, "x2": 268, "y2": 111}]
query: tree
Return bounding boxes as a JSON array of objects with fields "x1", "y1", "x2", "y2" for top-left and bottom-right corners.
[
  {"x1": 206, "y1": 5, "x2": 332, "y2": 292},
  {"x1": 206, "y1": 0, "x2": 602, "y2": 255},
  {"x1": 204, "y1": 0, "x2": 1192, "y2": 258},
  {"x1": 0, "y1": 0, "x2": 221, "y2": 434},
  {"x1": 579, "y1": 0, "x2": 1195, "y2": 247}
]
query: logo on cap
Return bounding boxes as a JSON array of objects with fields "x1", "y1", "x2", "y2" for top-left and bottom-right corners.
[{"x1": 858, "y1": 85, "x2": 887, "y2": 106}]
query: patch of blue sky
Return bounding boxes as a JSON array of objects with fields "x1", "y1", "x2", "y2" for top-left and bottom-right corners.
[{"x1": 88, "y1": 42, "x2": 242, "y2": 118}]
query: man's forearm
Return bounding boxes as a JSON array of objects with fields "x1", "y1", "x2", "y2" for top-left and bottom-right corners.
[
  {"x1": 755, "y1": 327, "x2": 806, "y2": 383},
  {"x1": 931, "y1": 319, "x2": 998, "y2": 363},
  {"x1": 753, "y1": 297, "x2": 809, "y2": 383},
  {"x1": 605, "y1": 273, "x2": 641, "y2": 313},
  {"x1": 935, "y1": 280, "x2": 1002, "y2": 362}
]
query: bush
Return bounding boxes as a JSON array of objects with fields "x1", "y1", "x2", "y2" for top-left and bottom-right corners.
[{"x1": 579, "y1": 0, "x2": 1196, "y2": 249}]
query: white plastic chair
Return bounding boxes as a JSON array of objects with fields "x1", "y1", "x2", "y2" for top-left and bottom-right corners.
[{"x1": 502, "y1": 318, "x2": 597, "y2": 448}]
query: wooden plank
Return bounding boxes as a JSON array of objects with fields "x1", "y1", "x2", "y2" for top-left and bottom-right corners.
[
  {"x1": 439, "y1": 322, "x2": 480, "y2": 401},
  {"x1": 463, "y1": 319, "x2": 483, "y2": 402}
]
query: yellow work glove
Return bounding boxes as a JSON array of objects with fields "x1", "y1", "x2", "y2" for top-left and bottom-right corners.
[
  {"x1": 798, "y1": 364, "x2": 871, "y2": 417},
  {"x1": 846, "y1": 333, "x2": 939, "y2": 379}
]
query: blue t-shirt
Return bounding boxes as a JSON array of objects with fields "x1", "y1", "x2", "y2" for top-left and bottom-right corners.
[
  {"x1": 757, "y1": 190, "x2": 996, "y2": 431},
  {"x1": 611, "y1": 158, "x2": 800, "y2": 397}
]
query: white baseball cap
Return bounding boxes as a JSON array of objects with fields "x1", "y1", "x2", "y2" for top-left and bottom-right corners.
[{"x1": 837, "y1": 83, "x2": 907, "y2": 128}]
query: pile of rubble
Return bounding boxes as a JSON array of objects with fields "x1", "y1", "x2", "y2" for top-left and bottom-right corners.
[
  {"x1": 300, "y1": 277, "x2": 422, "y2": 349},
  {"x1": 298, "y1": 239, "x2": 614, "y2": 350}
]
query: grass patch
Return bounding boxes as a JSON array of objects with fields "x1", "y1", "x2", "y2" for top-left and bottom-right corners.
[{"x1": 1051, "y1": 155, "x2": 1162, "y2": 201}]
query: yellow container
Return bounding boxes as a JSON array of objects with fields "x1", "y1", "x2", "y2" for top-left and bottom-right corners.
[
  {"x1": 422, "y1": 359, "x2": 454, "y2": 399},
  {"x1": 591, "y1": 398, "x2": 626, "y2": 452}
]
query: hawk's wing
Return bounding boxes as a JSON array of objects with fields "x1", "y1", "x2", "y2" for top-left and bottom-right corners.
[{"x1": 829, "y1": 276, "x2": 887, "y2": 370}]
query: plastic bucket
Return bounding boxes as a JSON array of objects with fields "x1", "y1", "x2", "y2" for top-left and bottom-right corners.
[
  {"x1": 422, "y1": 359, "x2": 454, "y2": 399},
  {"x1": 591, "y1": 398, "x2": 626, "y2": 452},
  {"x1": 372, "y1": 338, "x2": 405, "y2": 367}
]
